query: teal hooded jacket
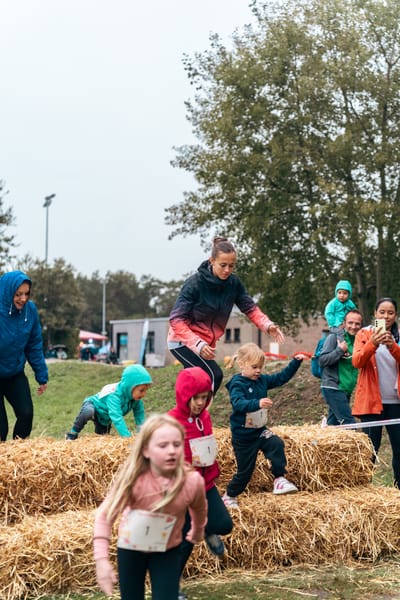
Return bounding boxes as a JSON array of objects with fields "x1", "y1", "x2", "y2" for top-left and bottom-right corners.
[
  {"x1": 324, "y1": 280, "x2": 357, "y2": 327},
  {"x1": 86, "y1": 364, "x2": 152, "y2": 436}
]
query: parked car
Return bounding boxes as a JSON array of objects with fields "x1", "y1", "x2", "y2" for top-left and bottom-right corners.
[{"x1": 45, "y1": 344, "x2": 68, "y2": 360}]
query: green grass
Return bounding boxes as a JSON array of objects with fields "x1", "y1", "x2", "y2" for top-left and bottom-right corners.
[
  {"x1": 5, "y1": 360, "x2": 400, "y2": 599},
  {"x1": 36, "y1": 560, "x2": 400, "y2": 600}
]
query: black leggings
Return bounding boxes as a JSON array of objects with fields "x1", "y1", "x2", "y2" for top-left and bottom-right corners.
[
  {"x1": 0, "y1": 371, "x2": 33, "y2": 441},
  {"x1": 169, "y1": 346, "x2": 223, "y2": 393},
  {"x1": 117, "y1": 545, "x2": 181, "y2": 600},
  {"x1": 227, "y1": 432, "x2": 287, "y2": 497},
  {"x1": 179, "y1": 484, "x2": 233, "y2": 575}
]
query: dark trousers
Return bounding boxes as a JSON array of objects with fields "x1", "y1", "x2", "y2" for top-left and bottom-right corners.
[
  {"x1": 179, "y1": 484, "x2": 233, "y2": 575},
  {"x1": 0, "y1": 371, "x2": 33, "y2": 441},
  {"x1": 321, "y1": 387, "x2": 355, "y2": 426},
  {"x1": 227, "y1": 432, "x2": 287, "y2": 497},
  {"x1": 170, "y1": 345, "x2": 223, "y2": 393},
  {"x1": 117, "y1": 545, "x2": 181, "y2": 600},
  {"x1": 360, "y1": 404, "x2": 400, "y2": 488},
  {"x1": 71, "y1": 400, "x2": 111, "y2": 435}
]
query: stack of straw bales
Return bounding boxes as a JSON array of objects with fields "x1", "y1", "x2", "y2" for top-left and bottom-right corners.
[
  {"x1": 1, "y1": 426, "x2": 400, "y2": 599},
  {"x1": 0, "y1": 436, "x2": 130, "y2": 524}
]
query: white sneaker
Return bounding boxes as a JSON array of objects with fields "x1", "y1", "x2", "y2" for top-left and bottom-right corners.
[
  {"x1": 222, "y1": 492, "x2": 239, "y2": 508},
  {"x1": 273, "y1": 476, "x2": 298, "y2": 495}
]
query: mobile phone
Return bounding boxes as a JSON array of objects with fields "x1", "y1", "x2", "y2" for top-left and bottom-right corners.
[{"x1": 374, "y1": 318, "x2": 386, "y2": 333}]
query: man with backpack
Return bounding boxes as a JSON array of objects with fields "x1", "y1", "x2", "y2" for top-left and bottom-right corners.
[{"x1": 318, "y1": 310, "x2": 363, "y2": 426}]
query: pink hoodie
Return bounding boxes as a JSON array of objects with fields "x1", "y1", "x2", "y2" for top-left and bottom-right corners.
[
  {"x1": 93, "y1": 467, "x2": 207, "y2": 560},
  {"x1": 168, "y1": 367, "x2": 220, "y2": 491}
]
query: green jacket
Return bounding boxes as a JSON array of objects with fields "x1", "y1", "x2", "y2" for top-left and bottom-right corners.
[{"x1": 86, "y1": 364, "x2": 152, "y2": 436}]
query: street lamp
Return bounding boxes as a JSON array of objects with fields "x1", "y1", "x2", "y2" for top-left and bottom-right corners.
[
  {"x1": 43, "y1": 193, "x2": 56, "y2": 263},
  {"x1": 101, "y1": 278, "x2": 107, "y2": 345}
]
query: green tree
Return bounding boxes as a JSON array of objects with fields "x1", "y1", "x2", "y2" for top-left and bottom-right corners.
[
  {"x1": 76, "y1": 271, "x2": 158, "y2": 334},
  {"x1": 166, "y1": 0, "x2": 400, "y2": 327},
  {"x1": 0, "y1": 179, "x2": 16, "y2": 271},
  {"x1": 139, "y1": 275, "x2": 184, "y2": 317},
  {"x1": 16, "y1": 256, "x2": 84, "y2": 352}
]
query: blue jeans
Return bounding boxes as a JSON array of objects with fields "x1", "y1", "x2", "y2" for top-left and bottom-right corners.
[
  {"x1": 360, "y1": 404, "x2": 400, "y2": 488},
  {"x1": 321, "y1": 387, "x2": 355, "y2": 426}
]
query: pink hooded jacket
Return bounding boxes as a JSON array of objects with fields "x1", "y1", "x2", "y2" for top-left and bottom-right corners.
[{"x1": 168, "y1": 367, "x2": 220, "y2": 491}]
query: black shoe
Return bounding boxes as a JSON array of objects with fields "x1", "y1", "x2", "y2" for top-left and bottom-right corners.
[
  {"x1": 205, "y1": 533, "x2": 225, "y2": 556},
  {"x1": 65, "y1": 432, "x2": 78, "y2": 440}
]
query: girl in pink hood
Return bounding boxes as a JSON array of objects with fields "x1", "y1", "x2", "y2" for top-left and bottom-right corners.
[{"x1": 168, "y1": 367, "x2": 233, "y2": 600}]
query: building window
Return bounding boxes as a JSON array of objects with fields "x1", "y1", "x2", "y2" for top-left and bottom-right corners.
[
  {"x1": 225, "y1": 328, "x2": 232, "y2": 343},
  {"x1": 234, "y1": 328, "x2": 241, "y2": 343},
  {"x1": 146, "y1": 331, "x2": 155, "y2": 353}
]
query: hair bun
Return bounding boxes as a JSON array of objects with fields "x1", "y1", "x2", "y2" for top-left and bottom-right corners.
[{"x1": 213, "y1": 236, "x2": 229, "y2": 245}]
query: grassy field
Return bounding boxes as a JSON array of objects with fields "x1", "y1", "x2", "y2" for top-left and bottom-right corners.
[{"x1": 4, "y1": 359, "x2": 400, "y2": 599}]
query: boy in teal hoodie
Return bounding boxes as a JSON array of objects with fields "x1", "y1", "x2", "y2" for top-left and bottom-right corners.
[
  {"x1": 65, "y1": 364, "x2": 152, "y2": 439},
  {"x1": 324, "y1": 280, "x2": 357, "y2": 329}
]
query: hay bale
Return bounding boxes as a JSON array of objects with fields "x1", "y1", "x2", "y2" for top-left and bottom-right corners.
[
  {"x1": 0, "y1": 436, "x2": 130, "y2": 524},
  {"x1": 0, "y1": 427, "x2": 374, "y2": 524},
  {"x1": 0, "y1": 508, "x2": 99, "y2": 600},
  {"x1": 214, "y1": 425, "x2": 374, "y2": 492},
  {"x1": 1, "y1": 486, "x2": 400, "y2": 599},
  {"x1": 187, "y1": 485, "x2": 400, "y2": 574}
]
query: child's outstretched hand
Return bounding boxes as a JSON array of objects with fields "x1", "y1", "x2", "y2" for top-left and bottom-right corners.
[
  {"x1": 292, "y1": 351, "x2": 312, "y2": 361},
  {"x1": 259, "y1": 397, "x2": 273, "y2": 409},
  {"x1": 96, "y1": 558, "x2": 117, "y2": 596}
]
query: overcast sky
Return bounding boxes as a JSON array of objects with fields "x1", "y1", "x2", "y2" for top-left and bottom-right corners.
[{"x1": 0, "y1": 0, "x2": 255, "y2": 281}]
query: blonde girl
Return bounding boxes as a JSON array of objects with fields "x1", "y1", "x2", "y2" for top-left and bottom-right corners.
[
  {"x1": 223, "y1": 343, "x2": 305, "y2": 507},
  {"x1": 94, "y1": 414, "x2": 207, "y2": 600}
]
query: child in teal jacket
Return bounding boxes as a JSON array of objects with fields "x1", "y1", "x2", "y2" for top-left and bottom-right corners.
[
  {"x1": 65, "y1": 364, "x2": 152, "y2": 439},
  {"x1": 324, "y1": 280, "x2": 357, "y2": 328}
]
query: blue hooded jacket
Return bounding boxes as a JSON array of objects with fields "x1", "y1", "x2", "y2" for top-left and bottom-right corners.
[{"x1": 0, "y1": 270, "x2": 48, "y2": 383}]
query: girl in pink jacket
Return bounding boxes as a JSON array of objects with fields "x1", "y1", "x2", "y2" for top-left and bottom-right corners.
[{"x1": 93, "y1": 413, "x2": 207, "y2": 600}]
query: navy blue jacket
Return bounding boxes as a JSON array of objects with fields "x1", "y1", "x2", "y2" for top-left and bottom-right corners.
[
  {"x1": 226, "y1": 359, "x2": 302, "y2": 440},
  {"x1": 168, "y1": 260, "x2": 272, "y2": 353},
  {"x1": 0, "y1": 271, "x2": 48, "y2": 384}
]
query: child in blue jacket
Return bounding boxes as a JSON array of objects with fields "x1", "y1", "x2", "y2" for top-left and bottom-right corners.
[
  {"x1": 222, "y1": 343, "x2": 305, "y2": 508},
  {"x1": 65, "y1": 364, "x2": 152, "y2": 439}
]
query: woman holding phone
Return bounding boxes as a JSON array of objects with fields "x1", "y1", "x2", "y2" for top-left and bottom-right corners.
[{"x1": 352, "y1": 297, "x2": 400, "y2": 487}]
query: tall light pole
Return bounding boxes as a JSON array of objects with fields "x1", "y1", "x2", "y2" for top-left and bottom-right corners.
[
  {"x1": 101, "y1": 278, "x2": 107, "y2": 346},
  {"x1": 43, "y1": 193, "x2": 56, "y2": 263}
]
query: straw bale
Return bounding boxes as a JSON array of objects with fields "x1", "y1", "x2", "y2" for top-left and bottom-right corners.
[
  {"x1": 0, "y1": 427, "x2": 374, "y2": 524},
  {"x1": 0, "y1": 436, "x2": 131, "y2": 524},
  {"x1": 214, "y1": 425, "x2": 374, "y2": 493},
  {"x1": 0, "y1": 508, "x2": 101, "y2": 600},
  {"x1": 187, "y1": 485, "x2": 400, "y2": 575},
  {"x1": 1, "y1": 486, "x2": 400, "y2": 599}
]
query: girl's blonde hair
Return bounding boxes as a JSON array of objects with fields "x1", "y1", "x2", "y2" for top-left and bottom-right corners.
[
  {"x1": 226, "y1": 342, "x2": 265, "y2": 370},
  {"x1": 104, "y1": 414, "x2": 187, "y2": 521}
]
